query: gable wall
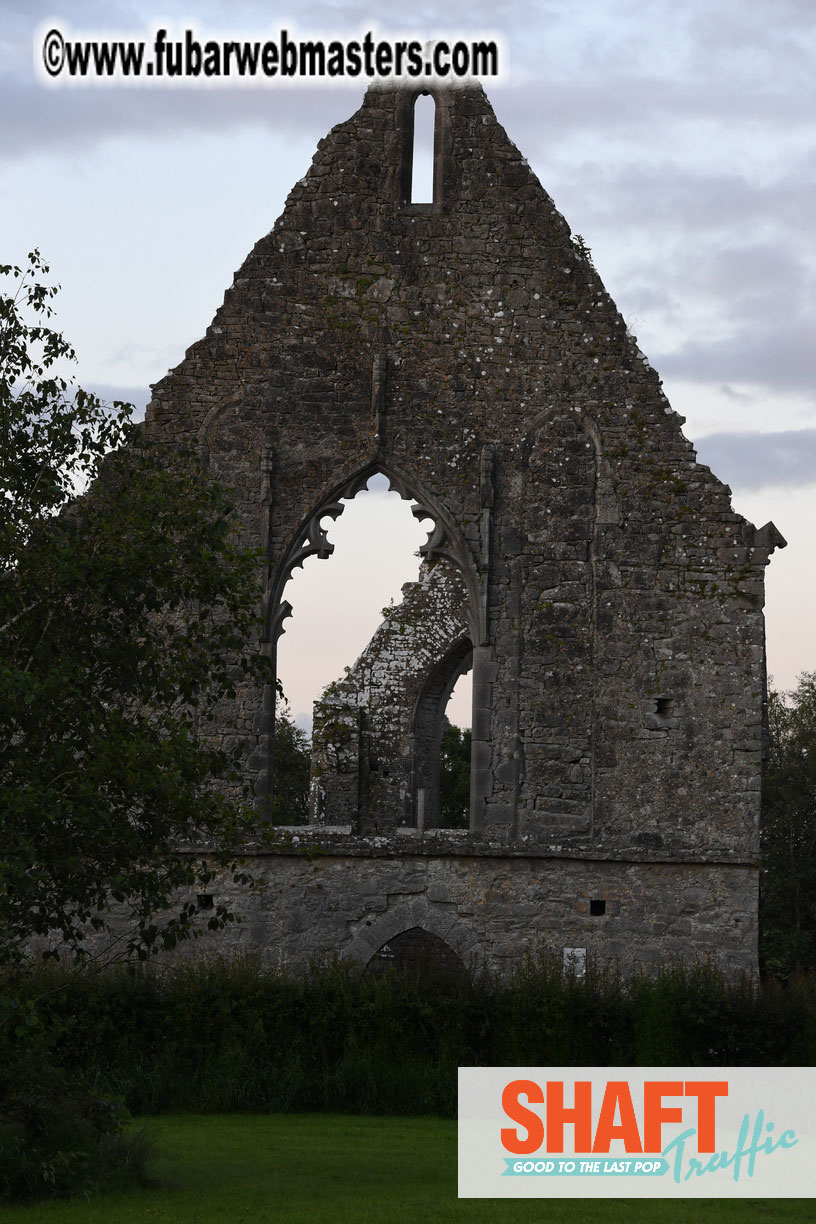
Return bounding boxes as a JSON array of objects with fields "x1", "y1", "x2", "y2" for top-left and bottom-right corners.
[{"x1": 141, "y1": 84, "x2": 780, "y2": 975}]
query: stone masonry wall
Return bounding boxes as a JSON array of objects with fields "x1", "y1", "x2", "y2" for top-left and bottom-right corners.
[
  {"x1": 181, "y1": 846, "x2": 757, "y2": 980},
  {"x1": 138, "y1": 82, "x2": 784, "y2": 976}
]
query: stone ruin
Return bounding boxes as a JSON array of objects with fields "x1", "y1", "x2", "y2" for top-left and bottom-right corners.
[
  {"x1": 143, "y1": 82, "x2": 785, "y2": 977},
  {"x1": 309, "y1": 558, "x2": 470, "y2": 832}
]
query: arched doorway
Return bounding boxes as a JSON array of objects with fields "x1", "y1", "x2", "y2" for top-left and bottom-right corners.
[{"x1": 368, "y1": 926, "x2": 465, "y2": 977}]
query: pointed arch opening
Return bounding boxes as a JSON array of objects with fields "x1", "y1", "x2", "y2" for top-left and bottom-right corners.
[
  {"x1": 259, "y1": 465, "x2": 482, "y2": 833},
  {"x1": 412, "y1": 636, "x2": 474, "y2": 831},
  {"x1": 367, "y1": 926, "x2": 465, "y2": 978}
]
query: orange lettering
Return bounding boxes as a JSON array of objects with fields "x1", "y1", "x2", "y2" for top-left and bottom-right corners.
[
  {"x1": 592, "y1": 1080, "x2": 643, "y2": 1153},
  {"x1": 546, "y1": 1080, "x2": 592, "y2": 1153},
  {"x1": 501, "y1": 1079, "x2": 545, "y2": 1155},
  {"x1": 643, "y1": 1080, "x2": 684, "y2": 1152},
  {"x1": 684, "y1": 1081, "x2": 728, "y2": 1152}
]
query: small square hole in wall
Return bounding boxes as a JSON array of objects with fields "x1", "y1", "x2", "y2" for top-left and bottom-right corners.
[
  {"x1": 656, "y1": 697, "x2": 674, "y2": 718},
  {"x1": 590, "y1": 898, "x2": 606, "y2": 916},
  {"x1": 197, "y1": 894, "x2": 214, "y2": 911}
]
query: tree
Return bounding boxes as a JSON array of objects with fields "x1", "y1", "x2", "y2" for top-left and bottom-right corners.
[
  {"x1": 0, "y1": 251, "x2": 272, "y2": 969},
  {"x1": 760, "y1": 672, "x2": 816, "y2": 978},
  {"x1": 269, "y1": 705, "x2": 311, "y2": 824},
  {"x1": 439, "y1": 722, "x2": 471, "y2": 828}
]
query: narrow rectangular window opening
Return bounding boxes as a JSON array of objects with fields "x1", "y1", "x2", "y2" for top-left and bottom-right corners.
[
  {"x1": 590, "y1": 898, "x2": 606, "y2": 916},
  {"x1": 656, "y1": 696, "x2": 674, "y2": 718},
  {"x1": 410, "y1": 93, "x2": 436, "y2": 204}
]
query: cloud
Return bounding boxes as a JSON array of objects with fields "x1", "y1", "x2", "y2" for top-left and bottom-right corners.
[
  {"x1": 0, "y1": 77, "x2": 351, "y2": 163},
  {"x1": 86, "y1": 383, "x2": 150, "y2": 420},
  {"x1": 6, "y1": 0, "x2": 812, "y2": 165},
  {"x1": 656, "y1": 324, "x2": 816, "y2": 398},
  {"x1": 633, "y1": 234, "x2": 816, "y2": 397},
  {"x1": 549, "y1": 166, "x2": 816, "y2": 403},
  {"x1": 5, "y1": 1, "x2": 814, "y2": 421},
  {"x1": 694, "y1": 428, "x2": 816, "y2": 491},
  {"x1": 554, "y1": 162, "x2": 816, "y2": 239},
  {"x1": 2, "y1": 0, "x2": 522, "y2": 165}
]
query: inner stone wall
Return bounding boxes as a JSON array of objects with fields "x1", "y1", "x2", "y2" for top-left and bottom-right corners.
[{"x1": 309, "y1": 558, "x2": 470, "y2": 831}]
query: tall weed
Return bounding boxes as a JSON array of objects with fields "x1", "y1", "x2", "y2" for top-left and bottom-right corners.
[{"x1": 9, "y1": 954, "x2": 816, "y2": 1119}]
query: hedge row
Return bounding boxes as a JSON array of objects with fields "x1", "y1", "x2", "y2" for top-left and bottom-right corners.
[{"x1": 10, "y1": 956, "x2": 816, "y2": 1116}]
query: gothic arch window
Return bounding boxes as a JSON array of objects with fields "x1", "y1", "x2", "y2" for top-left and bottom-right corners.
[{"x1": 260, "y1": 465, "x2": 481, "y2": 831}]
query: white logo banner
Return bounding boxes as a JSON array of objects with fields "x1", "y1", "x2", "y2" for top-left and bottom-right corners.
[{"x1": 458, "y1": 1067, "x2": 816, "y2": 1198}]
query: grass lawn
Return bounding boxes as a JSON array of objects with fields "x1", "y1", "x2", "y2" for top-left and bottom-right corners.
[{"x1": 1, "y1": 1115, "x2": 813, "y2": 1223}]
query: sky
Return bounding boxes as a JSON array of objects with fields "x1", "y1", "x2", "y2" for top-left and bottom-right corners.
[{"x1": 2, "y1": 0, "x2": 814, "y2": 729}]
